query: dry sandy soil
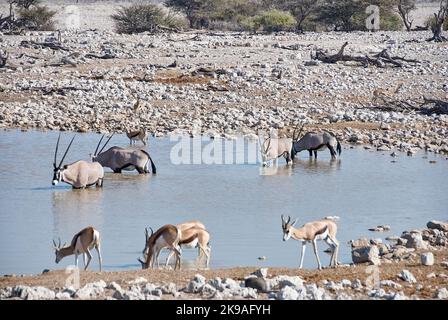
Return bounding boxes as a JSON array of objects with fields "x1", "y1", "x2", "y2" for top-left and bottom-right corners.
[{"x1": 1, "y1": 249, "x2": 447, "y2": 299}]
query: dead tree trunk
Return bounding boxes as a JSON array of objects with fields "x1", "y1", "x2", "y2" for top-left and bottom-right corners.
[
  {"x1": 427, "y1": 0, "x2": 448, "y2": 42},
  {"x1": 312, "y1": 42, "x2": 419, "y2": 68}
]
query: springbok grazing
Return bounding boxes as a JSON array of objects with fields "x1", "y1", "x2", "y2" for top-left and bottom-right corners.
[
  {"x1": 92, "y1": 134, "x2": 156, "y2": 174},
  {"x1": 126, "y1": 128, "x2": 148, "y2": 146},
  {"x1": 165, "y1": 222, "x2": 211, "y2": 268},
  {"x1": 53, "y1": 226, "x2": 103, "y2": 271},
  {"x1": 291, "y1": 124, "x2": 341, "y2": 160},
  {"x1": 52, "y1": 134, "x2": 104, "y2": 188},
  {"x1": 138, "y1": 225, "x2": 182, "y2": 270},
  {"x1": 281, "y1": 215, "x2": 339, "y2": 270},
  {"x1": 258, "y1": 132, "x2": 294, "y2": 167}
]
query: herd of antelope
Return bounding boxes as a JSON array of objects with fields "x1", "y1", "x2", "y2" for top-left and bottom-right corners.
[{"x1": 52, "y1": 124, "x2": 342, "y2": 271}]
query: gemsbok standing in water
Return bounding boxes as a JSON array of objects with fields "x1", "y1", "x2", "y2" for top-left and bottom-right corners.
[
  {"x1": 52, "y1": 134, "x2": 104, "y2": 188},
  {"x1": 281, "y1": 215, "x2": 340, "y2": 270},
  {"x1": 291, "y1": 124, "x2": 342, "y2": 160},
  {"x1": 91, "y1": 134, "x2": 156, "y2": 174},
  {"x1": 53, "y1": 226, "x2": 103, "y2": 271},
  {"x1": 165, "y1": 221, "x2": 211, "y2": 268},
  {"x1": 138, "y1": 225, "x2": 182, "y2": 270},
  {"x1": 259, "y1": 133, "x2": 293, "y2": 167}
]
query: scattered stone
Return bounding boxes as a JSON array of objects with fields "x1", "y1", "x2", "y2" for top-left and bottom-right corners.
[
  {"x1": 245, "y1": 277, "x2": 267, "y2": 292},
  {"x1": 75, "y1": 280, "x2": 107, "y2": 299},
  {"x1": 398, "y1": 270, "x2": 417, "y2": 284},
  {"x1": 427, "y1": 221, "x2": 448, "y2": 232},
  {"x1": 251, "y1": 268, "x2": 268, "y2": 278},
  {"x1": 435, "y1": 288, "x2": 448, "y2": 299},
  {"x1": 421, "y1": 252, "x2": 434, "y2": 266},
  {"x1": 352, "y1": 245, "x2": 381, "y2": 265}
]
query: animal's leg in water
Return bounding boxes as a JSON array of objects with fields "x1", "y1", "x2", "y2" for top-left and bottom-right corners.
[
  {"x1": 285, "y1": 152, "x2": 292, "y2": 165},
  {"x1": 96, "y1": 178, "x2": 103, "y2": 187},
  {"x1": 308, "y1": 149, "x2": 313, "y2": 157},
  {"x1": 113, "y1": 169, "x2": 122, "y2": 174},
  {"x1": 327, "y1": 144, "x2": 336, "y2": 160},
  {"x1": 136, "y1": 167, "x2": 145, "y2": 174},
  {"x1": 314, "y1": 150, "x2": 318, "y2": 159}
]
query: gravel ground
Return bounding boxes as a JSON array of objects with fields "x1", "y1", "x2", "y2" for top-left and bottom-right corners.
[{"x1": 1, "y1": 30, "x2": 447, "y2": 155}]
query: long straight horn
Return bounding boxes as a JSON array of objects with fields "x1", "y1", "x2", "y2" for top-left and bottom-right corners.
[
  {"x1": 144, "y1": 227, "x2": 149, "y2": 241},
  {"x1": 58, "y1": 135, "x2": 76, "y2": 168},
  {"x1": 52, "y1": 239, "x2": 57, "y2": 248},
  {"x1": 98, "y1": 133, "x2": 114, "y2": 155},
  {"x1": 54, "y1": 133, "x2": 61, "y2": 168},
  {"x1": 94, "y1": 134, "x2": 105, "y2": 156},
  {"x1": 287, "y1": 216, "x2": 291, "y2": 224},
  {"x1": 265, "y1": 134, "x2": 271, "y2": 154}
]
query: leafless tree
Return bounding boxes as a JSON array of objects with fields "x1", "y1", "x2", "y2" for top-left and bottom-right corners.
[
  {"x1": 428, "y1": 0, "x2": 448, "y2": 42},
  {"x1": 397, "y1": 0, "x2": 415, "y2": 31}
]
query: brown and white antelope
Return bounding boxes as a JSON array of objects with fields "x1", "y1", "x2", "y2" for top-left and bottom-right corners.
[
  {"x1": 126, "y1": 128, "x2": 148, "y2": 146},
  {"x1": 165, "y1": 221, "x2": 211, "y2": 268},
  {"x1": 138, "y1": 225, "x2": 182, "y2": 270},
  {"x1": 91, "y1": 134, "x2": 156, "y2": 174},
  {"x1": 291, "y1": 124, "x2": 341, "y2": 160},
  {"x1": 53, "y1": 226, "x2": 103, "y2": 271},
  {"x1": 281, "y1": 215, "x2": 340, "y2": 270},
  {"x1": 52, "y1": 134, "x2": 104, "y2": 189}
]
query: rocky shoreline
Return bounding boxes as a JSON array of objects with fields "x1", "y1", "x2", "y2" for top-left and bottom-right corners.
[
  {"x1": 1, "y1": 30, "x2": 447, "y2": 155},
  {"x1": 1, "y1": 220, "x2": 447, "y2": 300}
]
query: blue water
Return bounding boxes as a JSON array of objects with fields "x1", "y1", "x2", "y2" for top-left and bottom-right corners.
[{"x1": 0, "y1": 129, "x2": 447, "y2": 275}]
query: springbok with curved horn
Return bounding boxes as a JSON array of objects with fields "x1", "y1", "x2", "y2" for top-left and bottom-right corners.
[
  {"x1": 91, "y1": 134, "x2": 156, "y2": 174},
  {"x1": 52, "y1": 134, "x2": 104, "y2": 189},
  {"x1": 291, "y1": 123, "x2": 342, "y2": 160},
  {"x1": 138, "y1": 225, "x2": 182, "y2": 270},
  {"x1": 281, "y1": 215, "x2": 340, "y2": 270},
  {"x1": 53, "y1": 226, "x2": 102, "y2": 271},
  {"x1": 259, "y1": 131, "x2": 294, "y2": 167},
  {"x1": 165, "y1": 222, "x2": 211, "y2": 268}
]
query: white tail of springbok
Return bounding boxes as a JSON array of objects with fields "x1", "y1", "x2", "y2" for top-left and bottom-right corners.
[
  {"x1": 53, "y1": 226, "x2": 102, "y2": 271},
  {"x1": 281, "y1": 215, "x2": 339, "y2": 270}
]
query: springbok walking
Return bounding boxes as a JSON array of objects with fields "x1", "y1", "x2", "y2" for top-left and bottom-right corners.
[
  {"x1": 165, "y1": 221, "x2": 211, "y2": 268},
  {"x1": 126, "y1": 128, "x2": 148, "y2": 146},
  {"x1": 281, "y1": 215, "x2": 340, "y2": 270},
  {"x1": 53, "y1": 226, "x2": 103, "y2": 271},
  {"x1": 92, "y1": 134, "x2": 156, "y2": 174},
  {"x1": 52, "y1": 134, "x2": 104, "y2": 188},
  {"x1": 291, "y1": 124, "x2": 341, "y2": 160},
  {"x1": 138, "y1": 225, "x2": 181, "y2": 270}
]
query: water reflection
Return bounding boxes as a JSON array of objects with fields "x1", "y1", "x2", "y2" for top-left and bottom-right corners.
[
  {"x1": 52, "y1": 188, "x2": 104, "y2": 238},
  {"x1": 294, "y1": 158, "x2": 342, "y2": 174}
]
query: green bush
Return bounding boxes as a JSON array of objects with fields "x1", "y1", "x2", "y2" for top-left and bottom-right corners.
[
  {"x1": 112, "y1": 4, "x2": 184, "y2": 34},
  {"x1": 18, "y1": 5, "x2": 56, "y2": 31},
  {"x1": 380, "y1": 12, "x2": 403, "y2": 31},
  {"x1": 243, "y1": 9, "x2": 296, "y2": 33}
]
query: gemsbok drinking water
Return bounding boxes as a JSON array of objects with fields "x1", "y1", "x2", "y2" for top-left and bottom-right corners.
[
  {"x1": 258, "y1": 133, "x2": 293, "y2": 167},
  {"x1": 291, "y1": 124, "x2": 342, "y2": 160},
  {"x1": 53, "y1": 226, "x2": 103, "y2": 272},
  {"x1": 52, "y1": 134, "x2": 104, "y2": 189},
  {"x1": 138, "y1": 225, "x2": 182, "y2": 270},
  {"x1": 165, "y1": 221, "x2": 211, "y2": 268},
  {"x1": 91, "y1": 134, "x2": 156, "y2": 174},
  {"x1": 281, "y1": 215, "x2": 340, "y2": 270}
]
